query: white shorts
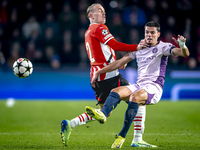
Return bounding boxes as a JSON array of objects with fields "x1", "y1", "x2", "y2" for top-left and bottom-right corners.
[{"x1": 126, "y1": 81, "x2": 163, "y2": 105}]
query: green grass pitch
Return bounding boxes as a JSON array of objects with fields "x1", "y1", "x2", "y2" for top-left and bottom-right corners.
[{"x1": 0, "y1": 100, "x2": 200, "y2": 150}]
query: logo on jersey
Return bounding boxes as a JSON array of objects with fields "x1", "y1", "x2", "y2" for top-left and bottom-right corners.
[
  {"x1": 152, "y1": 48, "x2": 158, "y2": 53},
  {"x1": 104, "y1": 34, "x2": 112, "y2": 40},
  {"x1": 102, "y1": 29, "x2": 108, "y2": 35}
]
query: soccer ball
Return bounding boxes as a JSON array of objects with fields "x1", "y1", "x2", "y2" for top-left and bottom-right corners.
[{"x1": 13, "y1": 58, "x2": 33, "y2": 78}]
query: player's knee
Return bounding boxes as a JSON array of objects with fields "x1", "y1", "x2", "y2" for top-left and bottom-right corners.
[
  {"x1": 130, "y1": 93, "x2": 139, "y2": 103},
  {"x1": 130, "y1": 89, "x2": 146, "y2": 103},
  {"x1": 110, "y1": 87, "x2": 123, "y2": 97},
  {"x1": 111, "y1": 88, "x2": 118, "y2": 93}
]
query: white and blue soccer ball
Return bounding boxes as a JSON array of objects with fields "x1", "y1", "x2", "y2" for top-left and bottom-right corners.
[{"x1": 13, "y1": 58, "x2": 33, "y2": 78}]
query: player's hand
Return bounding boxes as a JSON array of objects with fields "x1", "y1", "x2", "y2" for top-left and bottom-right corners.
[
  {"x1": 137, "y1": 39, "x2": 148, "y2": 50},
  {"x1": 172, "y1": 35, "x2": 186, "y2": 49},
  {"x1": 119, "y1": 63, "x2": 127, "y2": 69},
  {"x1": 91, "y1": 72, "x2": 99, "y2": 88}
]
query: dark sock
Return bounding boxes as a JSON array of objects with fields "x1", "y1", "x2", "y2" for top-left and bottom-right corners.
[
  {"x1": 101, "y1": 92, "x2": 120, "y2": 117},
  {"x1": 119, "y1": 101, "x2": 139, "y2": 138}
]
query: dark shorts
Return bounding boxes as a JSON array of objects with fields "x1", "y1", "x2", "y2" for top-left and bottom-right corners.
[{"x1": 92, "y1": 74, "x2": 129, "y2": 104}]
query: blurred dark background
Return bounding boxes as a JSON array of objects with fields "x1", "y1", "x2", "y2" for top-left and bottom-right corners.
[
  {"x1": 0, "y1": 0, "x2": 200, "y2": 100},
  {"x1": 0, "y1": 0, "x2": 200, "y2": 71}
]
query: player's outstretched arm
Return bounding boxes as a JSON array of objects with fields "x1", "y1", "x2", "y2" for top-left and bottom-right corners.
[
  {"x1": 172, "y1": 35, "x2": 190, "y2": 57},
  {"x1": 107, "y1": 39, "x2": 148, "y2": 52},
  {"x1": 91, "y1": 54, "x2": 132, "y2": 88}
]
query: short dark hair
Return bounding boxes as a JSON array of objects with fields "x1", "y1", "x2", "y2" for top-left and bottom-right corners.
[{"x1": 145, "y1": 21, "x2": 160, "y2": 32}]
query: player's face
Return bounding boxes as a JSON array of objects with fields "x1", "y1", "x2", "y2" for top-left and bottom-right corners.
[
  {"x1": 91, "y1": 5, "x2": 106, "y2": 24},
  {"x1": 145, "y1": 27, "x2": 160, "y2": 46}
]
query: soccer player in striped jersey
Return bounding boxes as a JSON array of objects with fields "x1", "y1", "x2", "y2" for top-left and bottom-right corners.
[
  {"x1": 86, "y1": 21, "x2": 190, "y2": 148},
  {"x1": 60, "y1": 3, "x2": 148, "y2": 146}
]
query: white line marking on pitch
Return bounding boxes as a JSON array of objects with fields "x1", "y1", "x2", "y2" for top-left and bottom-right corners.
[{"x1": 0, "y1": 133, "x2": 199, "y2": 135}]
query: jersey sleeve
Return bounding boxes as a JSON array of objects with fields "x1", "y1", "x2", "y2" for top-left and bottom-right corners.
[
  {"x1": 129, "y1": 52, "x2": 136, "y2": 60},
  {"x1": 93, "y1": 24, "x2": 114, "y2": 44},
  {"x1": 91, "y1": 24, "x2": 138, "y2": 51},
  {"x1": 163, "y1": 42, "x2": 176, "y2": 56},
  {"x1": 107, "y1": 38, "x2": 138, "y2": 51}
]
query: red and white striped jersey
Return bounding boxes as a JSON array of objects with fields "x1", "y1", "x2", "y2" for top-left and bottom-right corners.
[{"x1": 85, "y1": 23, "x2": 119, "y2": 82}]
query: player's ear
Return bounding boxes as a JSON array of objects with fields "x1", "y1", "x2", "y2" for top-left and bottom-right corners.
[
  {"x1": 89, "y1": 13, "x2": 93, "y2": 19},
  {"x1": 158, "y1": 32, "x2": 160, "y2": 38}
]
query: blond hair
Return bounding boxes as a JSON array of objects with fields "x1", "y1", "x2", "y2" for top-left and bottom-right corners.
[{"x1": 86, "y1": 3, "x2": 101, "y2": 19}]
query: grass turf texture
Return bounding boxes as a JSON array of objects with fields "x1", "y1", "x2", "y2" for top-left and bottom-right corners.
[{"x1": 0, "y1": 100, "x2": 200, "y2": 150}]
